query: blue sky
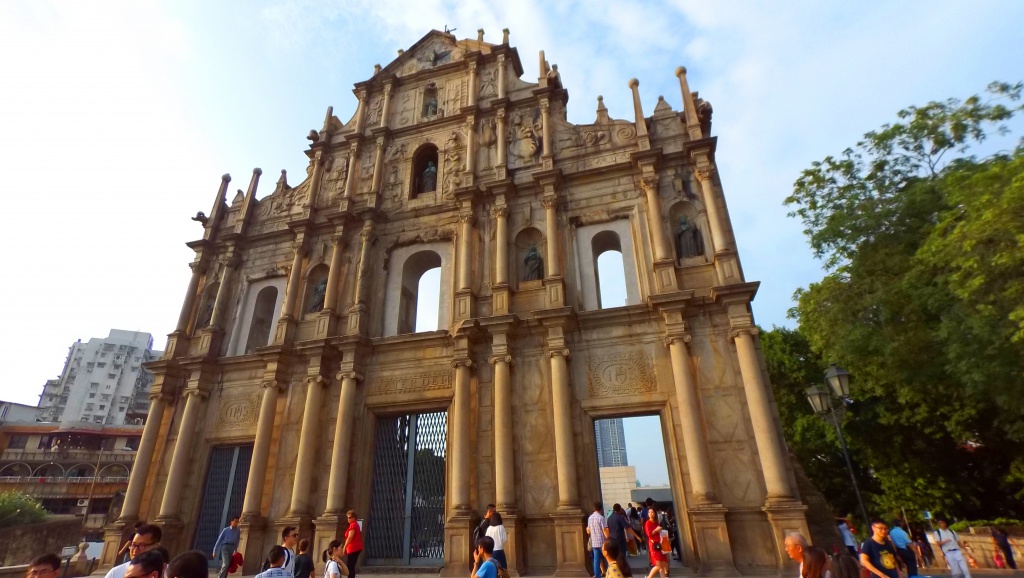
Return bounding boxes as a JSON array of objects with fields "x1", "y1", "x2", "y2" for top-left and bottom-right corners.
[{"x1": 2, "y1": 1, "x2": 1022, "y2": 485}]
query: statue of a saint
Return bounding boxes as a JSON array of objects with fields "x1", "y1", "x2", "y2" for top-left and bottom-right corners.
[
  {"x1": 196, "y1": 295, "x2": 215, "y2": 329},
  {"x1": 308, "y1": 277, "x2": 328, "y2": 313},
  {"x1": 425, "y1": 97, "x2": 438, "y2": 117},
  {"x1": 523, "y1": 245, "x2": 544, "y2": 281},
  {"x1": 675, "y1": 217, "x2": 704, "y2": 259},
  {"x1": 421, "y1": 161, "x2": 437, "y2": 193}
]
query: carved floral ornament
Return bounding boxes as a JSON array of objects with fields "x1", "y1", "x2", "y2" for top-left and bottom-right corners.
[
  {"x1": 587, "y1": 350, "x2": 657, "y2": 397},
  {"x1": 693, "y1": 163, "x2": 717, "y2": 183},
  {"x1": 492, "y1": 206, "x2": 509, "y2": 219},
  {"x1": 640, "y1": 176, "x2": 660, "y2": 195}
]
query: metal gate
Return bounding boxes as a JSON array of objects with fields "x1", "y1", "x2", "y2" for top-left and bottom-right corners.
[
  {"x1": 192, "y1": 444, "x2": 253, "y2": 560},
  {"x1": 366, "y1": 411, "x2": 447, "y2": 565}
]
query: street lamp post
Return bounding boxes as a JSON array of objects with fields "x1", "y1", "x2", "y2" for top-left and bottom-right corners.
[{"x1": 806, "y1": 363, "x2": 871, "y2": 529}]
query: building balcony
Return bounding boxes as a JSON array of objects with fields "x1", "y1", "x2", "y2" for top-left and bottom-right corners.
[
  {"x1": 0, "y1": 449, "x2": 136, "y2": 463},
  {"x1": 0, "y1": 478, "x2": 128, "y2": 499}
]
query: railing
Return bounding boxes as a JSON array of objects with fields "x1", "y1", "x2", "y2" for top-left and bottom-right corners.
[
  {"x1": 0, "y1": 476, "x2": 129, "y2": 483},
  {"x1": 0, "y1": 449, "x2": 136, "y2": 462}
]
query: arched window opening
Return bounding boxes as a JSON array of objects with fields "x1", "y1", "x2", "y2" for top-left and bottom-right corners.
[
  {"x1": 397, "y1": 251, "x2": 443, "y2": 334},
  {"x1": 411, "y1": 145, "x2": 439, "y2": 199},
  {"x1": 592, "y1": 230, "x2": 627, "y2": 309},
  {"x1": 244, "y1": 286, "x2": 278, "y2": 354},
  {"x1": 304, "y1": 264, "x2": 330, "y2": 316},
  {"x1": 67, "y1": 463, "x2": 95, "y2": 478},
  {"x1": 33, "y1": 463, "x2": 65, "y2": 478}
]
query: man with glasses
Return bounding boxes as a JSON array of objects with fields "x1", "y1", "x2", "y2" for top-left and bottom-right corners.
[
  {"x1": 105, "y1": 524, "x2": 162, "y2": 578},
  {"x1": 124, "y1": 551, "x2": 165, "y2": 578},
  {"x1": 861, "y1": 519, "x2": 901, "y2": 578},
  {"x1": 26, "y1": 554, "x2": 61, "y2": 578}
]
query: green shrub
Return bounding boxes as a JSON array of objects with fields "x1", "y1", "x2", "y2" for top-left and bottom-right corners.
[
  {"x1": 0, "y1": 491, "x2": 47, "y2": 529},
  {"x1": 949, "y1": 518, "x2": 1024, "y2": 532}
]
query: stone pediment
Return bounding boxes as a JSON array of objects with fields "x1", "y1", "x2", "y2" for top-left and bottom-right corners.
[{"x1": 381, "y1": 31, "x2": 464, "y2": 78}]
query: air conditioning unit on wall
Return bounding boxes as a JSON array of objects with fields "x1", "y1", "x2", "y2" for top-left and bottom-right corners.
[{"x1": 77, "y1": 498, "x2": 89, "y2": 507}]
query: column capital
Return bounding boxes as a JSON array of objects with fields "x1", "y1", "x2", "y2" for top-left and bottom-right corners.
[
  {"x1": 640, "y1": 175, "x2": 660, "y2": 195},
  {"x1": 458, "y1": 211, "x2": 475, "y2": 225},
  {"x1": 492, "y1": 205, "x2": 508, "y2": 219},
  {"x1": 540, "y1": 196, "x2": 558, "y2": 210},
  {"x1": 451, "y1": 358, "x2": 474, "y2": 369},
  {"x1": 665, "y1": 332, "x2": 692, "y2": 347},
  {"x1": 728, "y1": 325, "x2": 759, "y2": 341},
  {"x1": 260, "y1": 380, "x2": 286, "y2": 392},
  {"x1": 545, "y1": 348, "x2": 570, "y2": 359},
  {"x1": 182, "y1": 388, "x2": 209, "y2": 400},
  {"x1": 694, "y1": 163, "x2": 717, "y2": 183},
  {"x1": 188, "y1": 260, "x2": 209, "y2": 274},
  {"x1": 148, "y1": 391, "x2": 174, "y2": 403},
  {"x1": 488, "y1": 354, "x2": 513, "y2": 365},
  {"x1": 306, "y1": 375, "x2": 332, "y2": 388},
  {"x1": 496, "y1": 107, "x2": 506, "y2": 120},
  {"x1": 336, "y1": 371, "x2": 364, "y2": 382}
]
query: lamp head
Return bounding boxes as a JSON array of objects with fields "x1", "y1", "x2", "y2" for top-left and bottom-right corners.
[
  {"x1": 825, "y1": 364, "x2": 851, "y2": 398},
  {"x1": 805, "y1": 385, "x2": 830, "y2": 415}
]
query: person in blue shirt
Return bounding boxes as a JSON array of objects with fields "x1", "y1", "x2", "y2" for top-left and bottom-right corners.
[
  {"x1": 212, "y1": 517, "x2": 241, "y2": 578},
  {"x1": 472, "y1": 536, "x2": 498, "y2": 578},
  {"x1": 889, "y1": 520, "x2": 917, "y2": 576}
]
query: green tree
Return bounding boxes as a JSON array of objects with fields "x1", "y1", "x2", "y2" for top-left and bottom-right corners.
[
  {"x1": 0, "y1": 491, "x2": 48, "y2": 529},
  {"x1": 782, "y1": 82, "x2": 1024, "y2": 519}
]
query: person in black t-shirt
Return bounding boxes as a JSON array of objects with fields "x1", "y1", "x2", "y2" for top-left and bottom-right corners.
[
  {"x1": 292, "y1": 539, "x2": 314, "y2": 578},
  {"x1": 861, "y1": 519, "x2": 901, "y2": 578}
]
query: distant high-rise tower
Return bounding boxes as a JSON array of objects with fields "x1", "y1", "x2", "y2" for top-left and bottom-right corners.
[
  {"x1": 595, "y1": 418, "x2": 628, "y2": 467},
  {"x1": 37, "y1": 330, "x2": 161, "y2": 425}
]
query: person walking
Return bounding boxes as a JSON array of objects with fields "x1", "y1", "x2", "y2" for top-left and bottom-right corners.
[
  {"x1": 293, "y1": 539, "x2": 315, "y2": 578},
  {"x1": 485, "y1": 511, "x2": 508, "y2": 569},
  {"x1": 587, "y1": 501, "x2": 610, "y2": 578},
  {"x1": 991, "y1": 528, "x2": 1017, "y2": 570},
  {"x1": 601, "y1": 540, "x2": 633, "y2": 578},
  {"x1": 608, "y1": 504, "x2": 642, "y2": 562},
  {"x1": 279, "y1": 526, "x2": 298, "y2": 574},
  {"x1": 784, "y1": 533, "x2": 809, "y2": 578},
  {"x1": 934, "y1": 517, "x2": 972, "y2": 578},
  {"x1": 212, "y1": 517, "x2": 241, "y2": 578},
  {"x1": 322, "y1": 540, "x2": 346, "y2": 578},
  {"x1": 26, "y1": 554, "x2": 61, "y2": 578},
  {"x1": 860, "y1": 519, "x2": 900, "y2": 578},
  {"x1": 343, "y1": 510, "x2": 364, "y2": 578},
  {"x1": 117, "y1": 522, "x2": 147, "y2": 564},
  {"x1": 472, "y1": 536, "x2": 498, "y2": 578},
  {"x1": 106, "y1": 524, "x2": 163, "y2": 578},
  {"x1": 889, "y1": 520, "x2": 918, "y2": 577},
  {"x1": 837, "y1": 519, "x2": 858, "y2": 556},
  {"x1": 644, "y1": 508, "x2": 668, "y2": 578}
]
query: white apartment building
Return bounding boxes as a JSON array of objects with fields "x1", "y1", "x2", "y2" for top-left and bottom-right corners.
[{"x1": 37, "y1": 330, "x2": 161, "y2": 426}]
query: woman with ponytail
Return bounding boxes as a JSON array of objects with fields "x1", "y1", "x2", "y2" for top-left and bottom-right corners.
[{"x1": 322, "y1": 540, "x2": 345, "y2": 578}]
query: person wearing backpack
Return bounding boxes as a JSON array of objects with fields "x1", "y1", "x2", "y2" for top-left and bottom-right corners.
[
  {"x1": 472, "y1": 536, "x2": 503, "y2": 578},
  {"x1": 934, "y1": 517, "x2": 972, "y2": 578}
]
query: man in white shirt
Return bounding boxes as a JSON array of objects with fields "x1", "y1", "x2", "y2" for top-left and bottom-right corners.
[
  {"x1": 104, "y1": 524, "x2": 162, "y2": 578},
  {"x1": 934, "y1": 517, "x2": 972, "y2": 578},
  {"x1": 784, "y1": 532, "x2": 808, "y2": 578},
  {"x1": 280, "y1": 526, "x2": 298, "y2": 575},
  {"x1": 586, "y1": 501, "x2": 610, "y2": 578}
]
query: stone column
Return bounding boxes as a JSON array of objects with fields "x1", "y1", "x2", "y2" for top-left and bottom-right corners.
[
  {"x1": 468, "y1": 61, "x2": 478, "y2": 106},
  {"x1": 305, "y1": 151, "x2": 325, "y2": 208},
  {"x1": 288, "y1": 376, "x2": 327, "y2": 517},
  {"x1": 666, "y1": 335, "x2": 716, "y2": 503},
  {"x1": 490, "y1": 354, "x2": 515, "y2": 508},
  {"x1": 497, "y1": 54, "x2": 506, "y2": 99},
  {"x1": 157, "y1": 389, "x2": 206, "y2": 520},
  {"x1": 540, "y1": 99, "x2": 551, "y2": 157},
  {"x1": 380, "y1": 83, "x2": 393, "y2": 128},
  {"x1": 450, "y1": 359, "x2": 473, "y2": 510},
  {"x1": 241, "y1": 381, "x2": 284, "y2": 518},
  {"x1": 457, "y1": 212, "x2": 473, "y2": 292},
  {"x1": 323, "y1": 237, "x2": 345, "y2": 312},
  {"x1": 175, "y1": 263, "x2": 204, "y2": 332},
  {"x1": 547, "y1": 348, "x2": 578, "y2": 508},
  {"x1": 494, "y1": 207, "x2": 508, "y2": 285},
  {"x1": 465, "y1": 116, "x2": 476, "y2": 177},
  {"x1": 641, "y1": 176, "x2": 671, "y2": 262},
  {"x1": 371, "y1": 136, "x2": 386, "y2": 193},
  {"x1": 210, "y1": 258, "x2": 238, "y2": 329},
  {"x1": 343, "y1": 143, "x2": 359, "y2": 199},
  {"x1": 118, "y1": 394, "x2": 168, "y2": 521},
  {"x1": 324, "y1": 372, "x2": 360, "y2": 513},
  {"x1": 282, "y1": 243, "x2": 306, "y2": 320},
  {"x1": 495, "y1": 109, "x2": 507, "y2": 168},
  {"x1": 694, "y1": 165, "x2": 729, "y2": 253},
  {"x1": 732, "y1": 328, "x2": 792, "y2": 500},
  {"x1": 542, "y1": 197, "x2": 561, "y2": 277}
]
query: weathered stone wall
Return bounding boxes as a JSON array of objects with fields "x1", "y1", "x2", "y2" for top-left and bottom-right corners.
[{"x1": 0, "y1": 517, "x2": 82, "y2": 566}]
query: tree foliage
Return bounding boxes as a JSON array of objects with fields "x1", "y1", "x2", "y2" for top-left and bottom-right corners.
[
  {"x1": 779, "y1": 82, "x2": 1024, "y2": 520},
  {"x1": 0, "y1": 491, "x2": 47, "y2": 529}
]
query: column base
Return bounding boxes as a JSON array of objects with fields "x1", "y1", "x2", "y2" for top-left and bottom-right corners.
[
  {"x1": 501, "y1": 510, "x2": 525, "y2": 577},
  {"x1": 688, "y1": 504, "x2": 739, "y2": 576},
  {"x1": 313, "y1": 514, "x2": 345, "y2": 563},
  {"x1": 100, "y1": 521, "x2": 130, "y2": 569},
  {"x1": 152, "y1": 516, "x2": 187, "y2": 554},
  {"x1": 550, "y1": 509, "x2": 587, "y2": 577},
  {"x1": 653, "y1": 259, "x2": 679, "y2": 293},
  {"x1": 762, "y1": 498, "x2": 809, "y2": 569},
  {"x1": 441, "y1": 510, "x2": 475, "y2": 577},
  {"x1": 238, "y1": 516, "x2": 270, "y2": 575}
]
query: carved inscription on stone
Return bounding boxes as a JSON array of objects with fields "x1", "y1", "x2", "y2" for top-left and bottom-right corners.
[
  {"x1": 587, "y1": 351, "x2": 656, "y2": 396},
  {"x1": 367, "y1": 370, "x2": 454, "y2": 396},
  {"x1": 218, "y1": 392, "x2": 261, "y2": 430}
]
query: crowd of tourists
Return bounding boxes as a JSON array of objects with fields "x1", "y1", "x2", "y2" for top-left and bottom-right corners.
[
  {"x1": 584, "y1": 499, "x2": 682, "y2": 578},
  {"x1": 788, "y1": 515, "x2": 1016, "y2": 578}
]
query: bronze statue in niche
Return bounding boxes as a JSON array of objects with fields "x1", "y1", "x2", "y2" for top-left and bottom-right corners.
[
  {"x1": 675, "y1": 217, "x2": 704, "y2": 259},
  {"x1": 523, "y1": 245, "x2": 544, "y2": 281},
  {"x1": 421, "y1": 161, "x2": 438, "y2": 193}
]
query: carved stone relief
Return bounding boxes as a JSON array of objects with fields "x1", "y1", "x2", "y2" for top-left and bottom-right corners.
[
  {"x1": 217, "y1": 392, "x2": 261, "y2": 430},
  {"x1": 507, "y1": 109, "x2": 540, "y2": 168},
  {"x1": 587, "y1": 350, "x2": 657, "y2": 396},
  {"x1": 479, "y1": 66, "x2": 497, "y2": 99},
  {"x1": 321, "y1": 154, "x2": 349, "y2": 205},
  {"x1": 366, "y1": 369, "x2": 454, "y2": 396}
]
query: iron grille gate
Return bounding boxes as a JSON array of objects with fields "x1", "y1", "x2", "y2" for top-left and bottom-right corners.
[
  {"x1": 366, "y1": 411, "x2": 447, "y2": 565},
  {"x1": 193, "y1": 444, "x2": 253, "y2": 563}
]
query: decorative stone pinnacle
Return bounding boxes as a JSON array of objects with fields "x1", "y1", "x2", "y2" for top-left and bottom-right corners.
[
  {"x1": 222, "y1": 173, "x2": 231, "y2": 181},
  {"x1": 253, "y1": 167, "x2": 262, "y2": 176},
  {"x1": 628, "y1": 78, "x2": 639, "y2": 88},
  {"x1": 675, "y1": 66, "x2": 687, "y2": 77}
]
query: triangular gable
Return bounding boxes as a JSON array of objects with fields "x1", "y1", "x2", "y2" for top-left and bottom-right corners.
[{"x1": 377, "y1": 29, "x2": 494, "y2": 80}]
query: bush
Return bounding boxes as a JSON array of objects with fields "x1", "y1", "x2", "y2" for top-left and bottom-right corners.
[
  {"x1": 0, "y1": 491, "x2": 47, "y2": 529},
  {"x1": 949, "y1": 518, "x2": 1024, "y2": 532}
]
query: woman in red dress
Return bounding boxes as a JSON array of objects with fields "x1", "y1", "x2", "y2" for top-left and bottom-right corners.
[{"x1": 645, "y1": 509, "x2": 669, "y2": 578}]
